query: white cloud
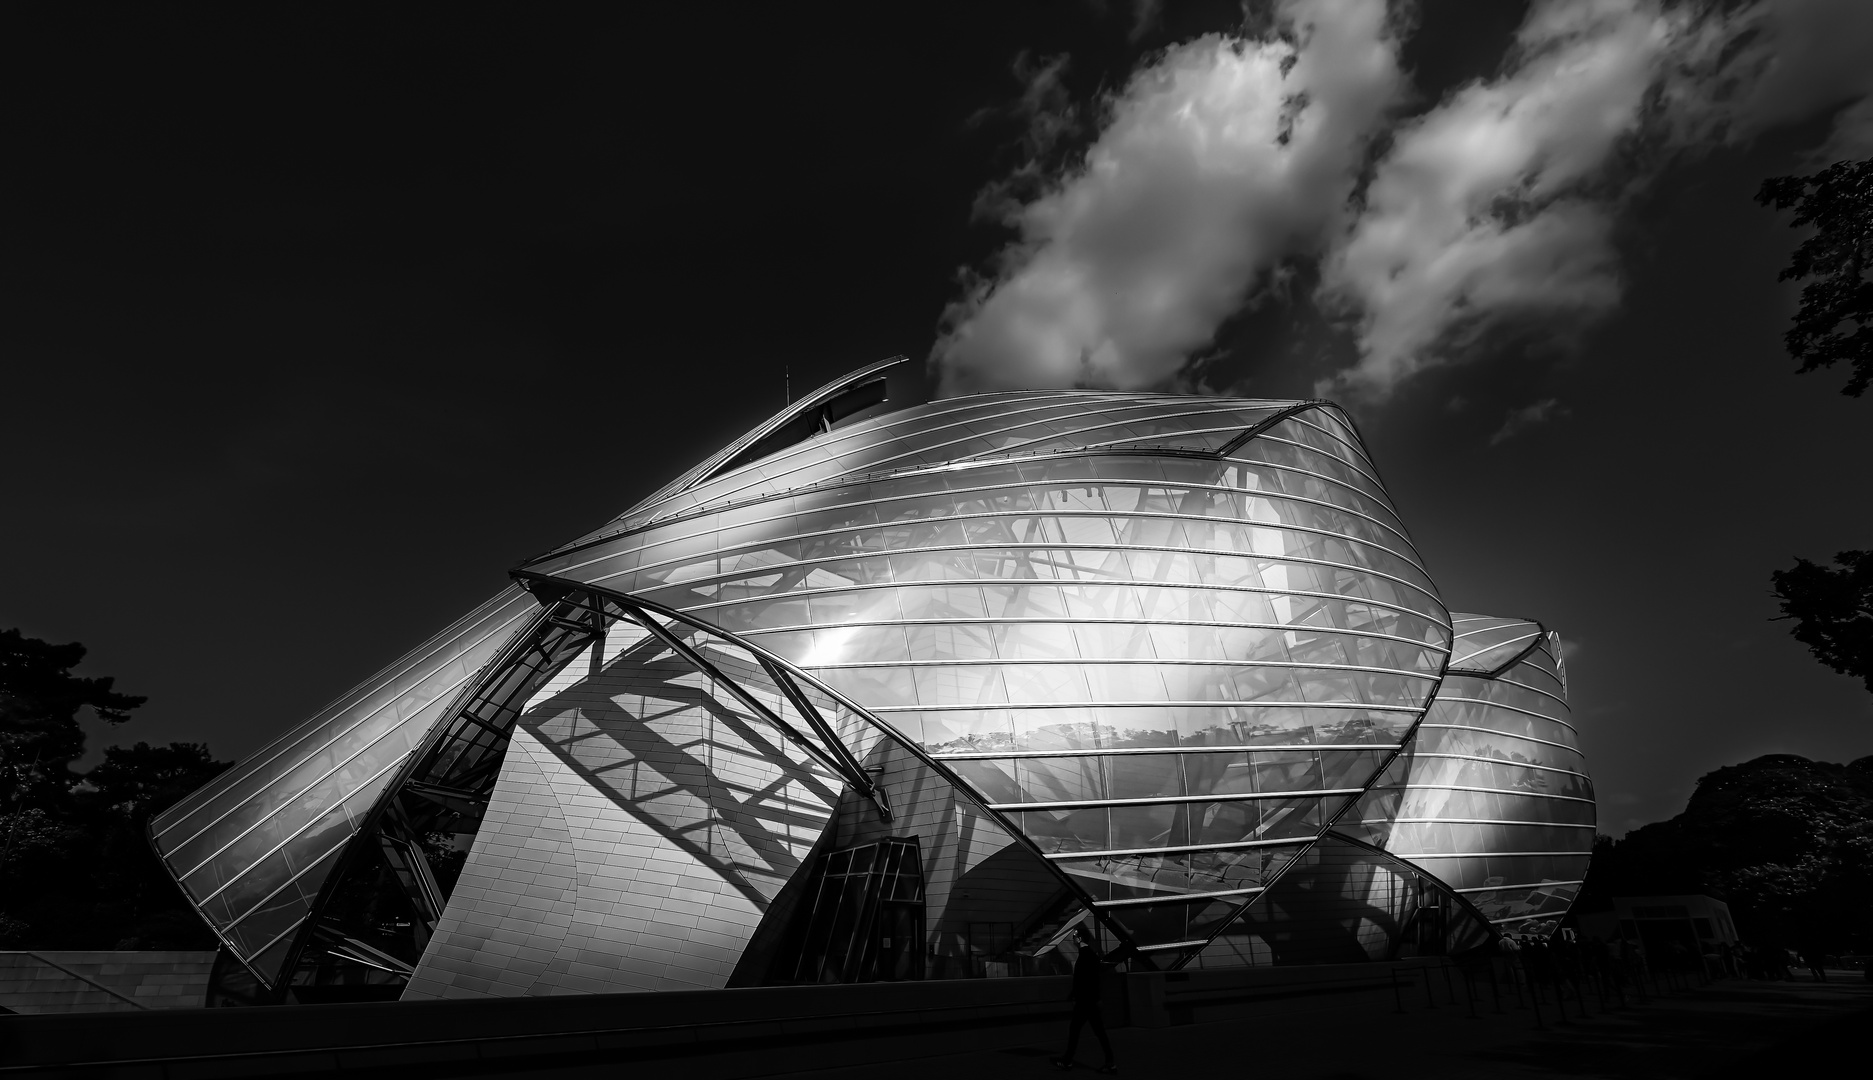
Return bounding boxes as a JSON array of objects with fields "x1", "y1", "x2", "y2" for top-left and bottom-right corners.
[
  {"x1": 1320, "y1": 0, "x2": 1678, "y2": 399},
  {"x1": 934, "y1": 0, "x2": 1408, "y2": 394},
  {"x1": 1489, "y1": 397, "x2": 1569, "y2": 444},
  {"x1": 1317, "y1": 0, "x2": 1873, "y2": 401},
  {"x1": 934, "y1": 0, "x2": 1873, "y2": 403}
]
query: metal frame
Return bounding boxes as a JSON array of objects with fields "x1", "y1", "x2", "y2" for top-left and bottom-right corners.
[
  {"x1": 1446, "y1": 623, "x2": 1553, "y2": 680},
  {"x1": 153, "y1": 380, "x2": 1594, "y2": 992},
  {"x1": 523, "y1": 398, "x2": 1465, "y2": 971},
  {"x1": 508, "y1": 574, "x2": 1173, "y2": 966},
  {"x1": 528, "y1": 404, "x2": 1421, "y2": 587},
  {"x1": 605, "y1": 462, "x2": 1420, "y2": 566}
]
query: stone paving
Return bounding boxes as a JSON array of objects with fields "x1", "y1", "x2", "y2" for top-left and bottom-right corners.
[{"x1": 779, "y1": 971, "x2": 1873, "y2": 1080}]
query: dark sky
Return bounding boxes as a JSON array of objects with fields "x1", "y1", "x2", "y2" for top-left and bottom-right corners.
[{"x1": 3, "y1": 2, "x2": 1867, "y2": 836}]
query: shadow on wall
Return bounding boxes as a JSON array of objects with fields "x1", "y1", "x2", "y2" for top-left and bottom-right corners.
[{"x1": 521, "y1": 629, "x2": 845, "y2": 907}]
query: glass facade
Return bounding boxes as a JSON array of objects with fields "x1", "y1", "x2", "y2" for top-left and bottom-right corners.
[
  {"x1": 1340, "y1": 616, "x2": 1592, "y2": 940},
  {"x1": 149, "y1": 361, "x2": 1592, "y2": 999},
  {"x1": 147, "y1": 587, "x2": 542, "y2": 979}
]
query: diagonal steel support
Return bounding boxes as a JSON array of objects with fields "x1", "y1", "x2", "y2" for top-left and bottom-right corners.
[
  {"x1": 757, "y1": 655, "x2": 890, "y2": 820},
  {"x1": 606, "y1": 598, "x2": 891, "y2": 821}
]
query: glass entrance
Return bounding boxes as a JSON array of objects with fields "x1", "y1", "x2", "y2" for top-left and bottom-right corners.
[{"x1": 790, "y1": 837, "x2": 926, "y2": 984}]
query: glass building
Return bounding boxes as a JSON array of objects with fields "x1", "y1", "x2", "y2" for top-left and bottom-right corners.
[{"x1": 149, "y1": 359, "x2": 1594, "y2": 1002}]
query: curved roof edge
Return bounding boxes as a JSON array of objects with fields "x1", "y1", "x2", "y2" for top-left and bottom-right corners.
[
  {"x1": 635, "y1": 355, "x2": 910, "y2": 512},
  {"x1": 1445, "y1": 613, "x2": 1554, "y2": 679}
]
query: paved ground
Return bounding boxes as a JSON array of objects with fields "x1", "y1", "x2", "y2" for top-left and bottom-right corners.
[{"x1": 781, "y1": 971, "x2": 1873, "y2": 1080}]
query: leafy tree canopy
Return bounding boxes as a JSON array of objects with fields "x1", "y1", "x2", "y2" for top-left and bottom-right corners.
[
  {"x1": 82, "y1": 741, "x2": 227, "y2": 820},
  {"x1": 1582, "y1": 754, "x2": 1873, "y2": 950},
  {"x1": 1756, "y1": 157, "x2": 1873, "y2": 397},
  {"x1": 1, "y1": 629, "x2": 229, "y2": 949},
  {"x1": 1772, "y1": 550, "x2": 1873, "y2": 693},
  {"x1": 1, "y1": 628, "x2": 146, "y2": 802}
]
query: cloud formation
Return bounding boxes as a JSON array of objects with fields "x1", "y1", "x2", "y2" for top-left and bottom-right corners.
[
  {"x1": 1324, "y1": 0, "x2": 1873, "y2": 398},
  {"x1": 934, "y1": 0, "x2": 1873, "y2": 404},
  {"x1": 1488, "y1": 396, "x2": 1568, "y2": 445},
  {"x1": 934, "y1": 0, "x2": 1407, "y2": 394},
  {"x1": 1726, "y1": 0, "x2": 1873, "y2": 161},
  {"x1": 1321, "y1": 0, "x2": 1676, "y2": 397}
]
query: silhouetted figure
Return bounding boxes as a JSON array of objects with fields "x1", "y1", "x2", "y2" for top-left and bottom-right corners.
[
  {"x1": 1498, "y1": 933, "x2": 1525, "y2": 995},
  {"x1": 1740, "y1": 942, "x2": 1764, "y2": 980},
  {"x1": 1517, "y1": 937, "x2": 1552, "y2": 1003},
  {"x1": 1583, "y1": 935, "x2": 1610, "y2": 991},
  {"x1": 1054, "y1": 926, "x2": 1117, "y2": 1074},
  {"x1": 1667, "y1": 939, "x2": 1691, "y2": 979},
  {"x1": 1800, "y1": 946, "x2": 1826, "y2": 982}
]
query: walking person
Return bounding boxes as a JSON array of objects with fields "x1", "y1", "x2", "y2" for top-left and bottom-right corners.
[
  {"x1": 1799, "y1": 944, "x2": 1826, "y2": 982},
  {"x1": 1054, "y1": 926, "x2": 1118, "y2": 1073}
]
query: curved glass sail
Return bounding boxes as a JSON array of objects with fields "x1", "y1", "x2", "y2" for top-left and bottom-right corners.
[
  {"x1": 146, "y1": 587, "x2": 541, "y2": 982},
  {"x1": 520, "y1": 398, "x2": 1451, "y2": 963},
  {"x1": 1340, "y1": 620, "x2": 1591, "y2": 939},
  {"x1": 148, "y1": 367, "x2": 1592, "y2": 997}
]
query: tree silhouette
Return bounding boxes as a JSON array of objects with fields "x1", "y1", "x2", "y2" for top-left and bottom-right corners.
[
  {"x1": 1756, "y1": 157, "x2": 1873, "y2": 397},
  {"x1": 2, "y1": 629, "x2": 229, "y2": 948},
  {"x1": 1, "y1": 628, "x2": 145, "y2": 807},
  {"x1": 1773, "y1": 551, "x2": 1873, "y2": 694},
  {"x1": 1757, "y1": 161, "x2": 1870, "y2": 691}
]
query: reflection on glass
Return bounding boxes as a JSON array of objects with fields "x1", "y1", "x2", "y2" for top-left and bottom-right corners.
[
  {"x1": 1339, "y1": 620, "x2": 1590, "y2": 937},
  {"x1": 1190, "y1": 835, "x2": 1494, "y2": 967},
  {"x1": 157, "y1": 387, "x2": 1601, "y2": 990}
]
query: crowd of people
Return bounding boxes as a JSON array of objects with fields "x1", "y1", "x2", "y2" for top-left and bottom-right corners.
[{"x1": 1488, "y1": 926, "x2": 1847, "y2": 1015}]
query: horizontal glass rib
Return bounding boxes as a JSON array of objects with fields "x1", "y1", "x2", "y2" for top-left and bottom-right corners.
[
  {"x1": 193, "y1": 753, "x2": 405, "y2": 904},
  {"x1": 1357, "y1": 817, "x2": 1596, "y2": 829},
  {"x1": 1408, "y1": 752, "x2": 1589, "y2": 779},
  {"x1": 1412, "y1": 724, "x2": 1580, "y2": 754},
  {"x1": 218, "y1": 834, "x2": 351, "y2": 934},
  {"x1": 1361, "y1": 782, "x2": 1593, "y2": 804},
  {"x1": 1042, "y1": 836, "x2": 1313, "y2": 859},
  {"x1": 991, "y1": 787, "x2": 1366, "y2": 812},
  {"x1": 1136, "y1": 939, "x2": 1213, "y2": 953},
  {"x1": 1429, "y1": 695, "x2": 1576, "y2": 732},
  {"x1": 1093, "y1": 887, "x2": 1265, "y2": 907},
  {"x1": 870, "y1": 699, "x2": 1424, "y2": 714},
  {"x1": 934, "y1": 743, "x2": 1402, "y2": 759},
  {"x1": 1453, "y1": 880, "x2": 1585, "y2": 894},
  {"x1": 1398, "y1": 850, "x2": 1589, "y2": 859}
]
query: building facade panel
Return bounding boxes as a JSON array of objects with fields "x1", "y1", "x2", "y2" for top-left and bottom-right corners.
[
  {"x1": 517, "y1": 398, "x2": 1450, "y2": 963},
  {"x1": 405, "y1": 625, "x2": 843, "y2": 997},
  {"x1": 147, "y1": 586, "x2": 539, "y2": 981},
  {"x1": 151, "y1": 368, "x2": 1593, "y2": 999},
  {"x1": 1342, "y1": 619, "x2": 1592, "y2": 938}
]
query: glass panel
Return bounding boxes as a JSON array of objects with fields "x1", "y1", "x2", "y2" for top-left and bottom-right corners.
[
  {"x1": 1107, "y1": 901, "x2": 1188, "y2": 946},
  {"x1": 1016, "y1": 756, "x2": 1106, "y2": 804},
  {"x1": 1011, "y1": 709, "x2": 1104, "y2": 753},
  {"x1": 906, "y1": 624, "x2": 995, "y2": 662},
  {"x1": 1108, "y1": 804, "x2": 1187, "y2": 850},
  {"x1": 1000, "y1": 665, "x2": 1091, "y2": 704},
  {"x1": 918, "y1": 710, "x2": 1016, "y2": 754},
  {"x1": 1021, "y1": 808, "x2": 1110, "y2": 854},
  {"x1": 1192, "y1": 835, "x2": 1493, "y2": 967},
  {"x1": 1253, "y1": 750, "x2": 1323, "y2": 793},
  {"x1": 948, "y1": 758, "x2": 1021, "y2": 804},
  {"x1": 1056, "y1": 846, "x2": 1291, "y2": 903},
  {"x1": 1107, "y1": 753, "x2": 1183, "y2": 801},
  {"x1": 996, "y1": 623, "x2": 1080, "y2": 659}
]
